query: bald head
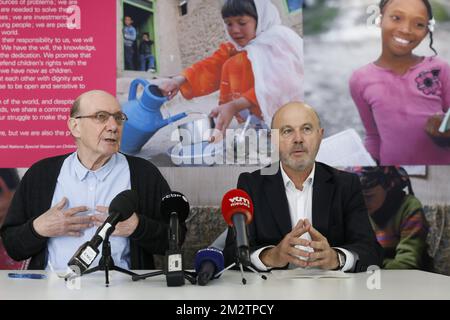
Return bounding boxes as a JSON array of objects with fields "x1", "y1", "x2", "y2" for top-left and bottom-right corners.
[
  {"x1": 70, "y1": 90, "x2": 120, "y2": 118},
  {"x1": 272, "y1": 102, "x2": 324, "y2": 174},
  {"x1": 271, "y1": 102, "x2": 322, "y2": 130},
  {"x1": 68, "y1": 90, "x2": 124, "y2": 171}
]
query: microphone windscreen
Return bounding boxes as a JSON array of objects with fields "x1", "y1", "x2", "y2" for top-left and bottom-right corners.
[
  {"x1": 161, "y1": 191, "x2": 190, "y2": 223},
  {"x1": 221, "y1": 189, "x2": 253, "y2": 226},
  {"x1": 194, "y1": 247, "x2": 224, "y2": 275},
  {"x1": 109, "y1": 189, "x2": 138, "y2": 221}
]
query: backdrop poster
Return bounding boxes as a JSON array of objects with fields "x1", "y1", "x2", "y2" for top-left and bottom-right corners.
[{"x1": 0, "y1": 0, "x2": 116, "y2": 167}]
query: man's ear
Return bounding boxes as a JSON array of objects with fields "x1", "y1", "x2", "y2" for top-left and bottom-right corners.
[{"x1": 68, "y1": 117, "x2": 80, "y2": 138}]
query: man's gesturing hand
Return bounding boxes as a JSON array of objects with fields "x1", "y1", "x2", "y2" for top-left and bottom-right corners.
[
  {"x1": 260, "y1": 219, "x2": 313, "y2": 268},
  {"x1": 304, "y1": 219, "x2": 340, "y2": 270},
  {"x1": 33, "y1": 198, "x2": 92, "y2": 238}
]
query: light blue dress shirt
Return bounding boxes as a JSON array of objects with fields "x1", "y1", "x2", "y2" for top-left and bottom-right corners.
[{"x1": 47, "y1": 152, "x2": 131, "y2": 271}]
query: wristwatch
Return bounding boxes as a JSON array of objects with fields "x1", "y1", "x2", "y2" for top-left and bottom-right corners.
[{"x1": 336, "y1": 249, "x2": 346, "y2": 270}]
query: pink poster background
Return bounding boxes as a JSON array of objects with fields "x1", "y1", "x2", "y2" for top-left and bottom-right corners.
[{"x1": 0, "y1": 0, "x2": 116, "y2": 167}]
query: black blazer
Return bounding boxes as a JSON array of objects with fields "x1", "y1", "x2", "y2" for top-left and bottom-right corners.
[{"x1": 223, "y1": 162, "x2": 383, "y2": 272}]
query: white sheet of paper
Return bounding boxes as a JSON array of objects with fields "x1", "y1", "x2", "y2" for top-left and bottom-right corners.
[
  {"x1": 316, "y1": 129, "x2": 376, "y2": 166},
  {"x1": 402, "y1": 165, "x2": 427, "y2": 176},
  {"x1": 271, "y1": 268, "x2": 351, "y2": 279}
]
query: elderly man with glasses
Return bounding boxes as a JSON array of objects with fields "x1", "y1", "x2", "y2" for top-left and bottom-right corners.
[{"x1": 0, "y1": 90, "x2": 180, "y2": 271}]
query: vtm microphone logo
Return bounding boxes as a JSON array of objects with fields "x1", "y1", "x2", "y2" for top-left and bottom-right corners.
[{"x1": 229, "y1": 196, "x2": 250, "y2": 208}]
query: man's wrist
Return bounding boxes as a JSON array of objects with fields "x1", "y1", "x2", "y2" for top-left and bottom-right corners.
[
  {"x1": 260, "y1": 247, "x2": 274, "y2": 267},
  {"x1": 31, "y1": 217, "x2": 47, "y2": 239},
  {"x1": 128, "y1": 213, "x2": 139, "y2": 236},
  {"x1": 260, "y1": 247, "x2": 286, "y2": 269},
  {"x1": 332, "y1": 249, "x2": 340, "y2": 270},
  {"x1": 32, "y1": 218, "x2": 41, "y2": 235},
  {"x1": 332, "y1": 249, "x2": 345, "y2": 270}
]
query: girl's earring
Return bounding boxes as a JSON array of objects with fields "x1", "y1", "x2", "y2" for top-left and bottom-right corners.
[
  {"x1": 428, "y1": 18, "x2": 436, "y2": 33},
  {"x1": 375, "y1": 15, "x2": 382, "y2": 27}
]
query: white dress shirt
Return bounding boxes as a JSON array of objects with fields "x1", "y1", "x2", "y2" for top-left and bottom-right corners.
[
  {"x1": 46, "y1": 152, "x2": 131, "y2": 271},
  {"x1": 251, "y1": 162, "x2": 355, "y2": 271}
]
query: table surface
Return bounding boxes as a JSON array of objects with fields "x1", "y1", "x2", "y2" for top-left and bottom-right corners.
[{"x1": 1, "y1": 269, "x2": 449, "y2": 300}]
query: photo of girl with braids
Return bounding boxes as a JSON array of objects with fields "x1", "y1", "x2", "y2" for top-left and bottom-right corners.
[
  {"x1": 352, "y1": 166, "x2": 429, "y2": 270},
  {"x1": 350, "y1": 0, "x2": 450, "y2": 165}
]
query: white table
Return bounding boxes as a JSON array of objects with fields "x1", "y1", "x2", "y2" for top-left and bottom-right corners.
[{"x1": 1, "y1": 270, "x2": 449, "y2": 300}]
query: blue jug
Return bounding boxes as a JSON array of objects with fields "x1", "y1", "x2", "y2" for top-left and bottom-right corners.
[{"x1": 120, "y1": 78, "x2": 187, "y2": 154}]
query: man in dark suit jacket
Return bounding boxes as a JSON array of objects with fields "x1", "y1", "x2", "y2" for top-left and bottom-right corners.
[{"x1": 224, "y1": 102, "x2": 383, "y2": 272}]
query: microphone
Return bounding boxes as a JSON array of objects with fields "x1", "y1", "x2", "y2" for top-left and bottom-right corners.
[
  {"x1": 194, "y1": 247, "x2": 224, "y2": 286},
  {"x1": 67, "y1": 190, "x2": 138, "y2": 275},
  {"x1": 160, "y1": 191, "x2": 189, "y2": 286},
  {"x1": 221, "y1": 189, "x2": 254, "y2": 267}
]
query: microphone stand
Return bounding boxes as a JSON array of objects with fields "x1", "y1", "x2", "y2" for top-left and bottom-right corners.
[
  {"x1": 131, "y1": 247, "x2": 197, "y2": 284},
  {"x1": 132, "y1": 214, "x2": 196, "y2": 284},
  {"x1": 216, "y1": 247, "x2": 268, "y2": 285},
  {"x1": 131, "y1": 269, "x2": 197, "y2": 284},
  {"x1": 82, "y1": 229, "x2": 138, "y2": 287}
]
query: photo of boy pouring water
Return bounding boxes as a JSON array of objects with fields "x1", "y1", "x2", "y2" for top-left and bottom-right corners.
[
  {"x1": 157, "y1": 0, "x2": 303, "y2": 141},
  {"x1": 117, "y1": 0, "x2": 303, "y2": 166}
]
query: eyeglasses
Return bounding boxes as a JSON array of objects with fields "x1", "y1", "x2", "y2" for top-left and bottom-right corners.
[{"x1": 73, "y1": 111, "x2": 128, "y2": 125}]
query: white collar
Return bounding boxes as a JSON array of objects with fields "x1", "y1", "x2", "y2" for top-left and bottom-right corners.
[
  {"x1": 73, "y1": 152, "x2": 117, "y2": 182},
  {"x1": 280, "y1": 162, "x2": 315, "y2": 191}
]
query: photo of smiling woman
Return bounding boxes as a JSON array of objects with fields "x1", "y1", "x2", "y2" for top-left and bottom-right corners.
[
  {"x1": 349, "y1": 0, "x2": 450, "y2": 165},
  {"x1": 156, "y1": 0, "x2": 304, "y2": 139}
]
